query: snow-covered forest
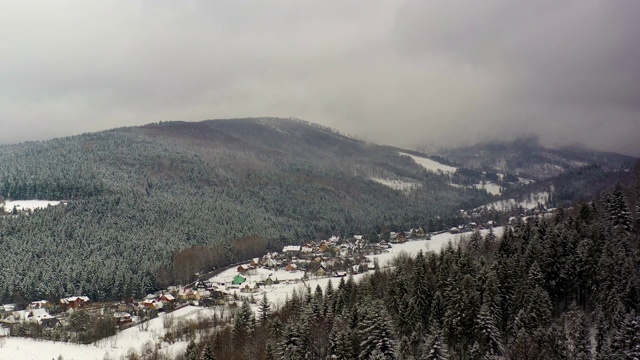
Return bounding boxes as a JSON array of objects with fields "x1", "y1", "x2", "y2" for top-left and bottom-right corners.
[
  {"x1": 177, "y1": 181, "x2": 640, "y2": 360},
  {"x1": 0, "y1": 120, "x2": 492, "y2": 303}
]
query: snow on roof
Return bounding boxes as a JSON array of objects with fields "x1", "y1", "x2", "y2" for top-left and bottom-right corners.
[
  {"x1": 30, "y1": 309, "x2": 53, "y2": 319},
  {"x1": 60, "y1": 296, "x2": 89, "y2": 304}
]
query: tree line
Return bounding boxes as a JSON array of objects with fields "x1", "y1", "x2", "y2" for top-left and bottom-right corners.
[{"x1": 177, "y1": 180, "x2": 640, "y2": 360}]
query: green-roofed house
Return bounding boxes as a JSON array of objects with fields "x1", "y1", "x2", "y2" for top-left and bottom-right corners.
[{"x1": 233, "y1": 274, "x2": 246, "y2": 285}]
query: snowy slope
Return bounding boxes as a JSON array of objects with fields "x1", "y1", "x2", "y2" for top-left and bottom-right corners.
[
  {"x1": 1, "y1": 306, "x2": 217, "y2": 360},
  {"x1": 399, "y1": 152, "x2": 457, "y2": 174},
  {"x1": 474, "y1": 182, "x2": 502, "y2": 196}
]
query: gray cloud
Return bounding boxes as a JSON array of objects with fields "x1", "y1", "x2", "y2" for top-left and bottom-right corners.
[{"x1": 1, "y1": 0, "x2": 639, "y2": 156}]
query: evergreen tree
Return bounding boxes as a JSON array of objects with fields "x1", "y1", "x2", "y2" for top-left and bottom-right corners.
[
  {"x1": 200, "y1": 342, "x2": 216, "y2": 360},
  {"x1": 258, "y1": 293, "x2": 271, "y2": 325},
  {"x1": 328, "y1": 328, "x2": 354, "y2": 360},
  {"x1": 409, "y1": 251, "x2": 431, "y2": 331},
  {"x1": 280, "y1": 322, "x2": 304, "y2": 360},
  {"x1": 611, "y1": 312, "x2": 640, "y2": 359},
  {"x1": 422, "y1": 327, "x2": 449, "y2": 360},
  {"x1": 607, "y1": 182, "x2": 631, "y2": 232},
  {"x1": 233, "y1": 300, "x2": 255, "y2": 345},
  {"x1": 358, "y1": 301, "x2": 396, "y2": 359},
  {"x1": 184, "y1": 340, "x2": 199, "y2": 360},
  {"x1": 474, "y1": 301, "x2": 504, "y2": 358}
]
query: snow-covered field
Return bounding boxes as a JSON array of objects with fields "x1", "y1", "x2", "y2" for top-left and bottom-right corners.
[
  {"x1": 474, "y1": 182, "x2": 502, "y2": 195},
  {"x1": 369, "y1": 177, "x2": 421, "y2": 191},
  {"x1": 2, "y1": 228, "x2": 503, "y2": 359},
  {"x1": 399, "y1": 152, "x2": 457, "y2": 174},
  {"x1": 0, "y1": 306, "x2": 217, "y2": 360},
  {"x1": 2, "y1": 200, "x2": 62, "y2": 213}
]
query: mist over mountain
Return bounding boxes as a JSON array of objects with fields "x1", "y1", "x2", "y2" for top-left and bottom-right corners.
[{"x1": 432, "y1": 136, "x2": 636, "y2": 180}]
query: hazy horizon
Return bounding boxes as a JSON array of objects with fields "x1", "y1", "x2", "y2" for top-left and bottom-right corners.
[{"x1": 2, "y1": 1, "x2": 639, "y2": 156}]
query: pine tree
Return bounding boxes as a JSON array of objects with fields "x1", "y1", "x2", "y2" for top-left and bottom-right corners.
[
  {"x1": 324, "y1": 279, "x2": 334, "y2": 315},
  {"x1": 358, "y1": 301, "x2": 396, "y2": 359},
  {"x1": 184, "y1": 340, "x2": 199, "y2": 360},
  {"x1": 565, "y1": 303, "x2": 591, "y2": 360},
  {"x1": 409, "y1": 251, "x2": 431, "y2": 330},
  {"x1": 258, "y1": 293, "x2": 271, "y2": 325},
  {"x1": 607, "y1": 182, "x2": 631, "y2": 232},
  {"x1": 611, "y1": 313, "x2": 640, "y2": 359},
  {"x1": 280, "y1": 322, "x2": 304, "y2": 360},
  {"x1": 483, "y1": 228, "x2": 496, "y2": 254},
  {"x1": 469, "y1": 229, "x2": 482, "y2": 258},
  {"x1": 233, "y1": 299, "x2": 255, "y2": 345},
  {"x1": 328, "y1": 328, "x2": 354, "y2": 360},
  {"x1": 200, "y1": 342, "x2": 216, "y2": 360},
  {"x1": 422, "y1": 327, "x2": 449, "y2": 360},
  {"x1": 474, "y1": 301, "x2": 504, "y2": 358}
]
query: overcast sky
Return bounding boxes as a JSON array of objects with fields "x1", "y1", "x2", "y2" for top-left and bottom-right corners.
[{"x1": 1, "y1": 1, "x2": 639, "y2": 156}]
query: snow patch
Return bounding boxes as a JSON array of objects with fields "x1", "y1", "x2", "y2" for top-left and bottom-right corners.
[
  {"x1": 474, "y1": 182, "x2": 502, "y2": 195},
  {"x1": 2, "y1": 200, "x2": 62, "y2": 213},
  {"x1": 370, "y1": 177, "x2": 421, "y2": 191},
  {"x1": 478, "y1": 192, "x2": 550, "y2": 211},
  {"x1": 399, "y1": 152, "x2": 457, "y2": 174}
]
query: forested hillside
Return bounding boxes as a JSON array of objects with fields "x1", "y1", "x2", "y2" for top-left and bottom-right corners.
[
  {"x1": 435, "y1": 136, "x2": 636, "y2": 180},
  {"x1": 0, "y1": 118, "x2": 490, "y2": 303},
  {"x1": 181, "y1": 180, "x2": 640, "y2": 360}
]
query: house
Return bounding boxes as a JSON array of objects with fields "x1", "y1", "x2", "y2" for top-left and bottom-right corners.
[
  {"x1": 283, "y1": 245, "x2": 301, "y2": 253},
  {"x1": 178, "y1": 287, "x2": 199, "y2": 301},
  {"x1": 241, "y1": 282, "x2": 260, "y2": 293},
  {"x1": 392, "y1": 231, "x2": 406, "y2": 243},
  {"x1": 60, "y1": 296, "x2": 89, "y2": 311},
  {"x1": 114, "y1": 312, "x2": 133, "y2": 326},
  {"x1": 197, "y1": 288, "x2": 211, "y2": 298},
  {"x1": 285, "y1": 263, "x2": 298, "y2": 272},
  {"x1": 233, "y1": 274, "x2": 247, "y2": 285},
  {"x1": 159, "y1": 293, "x2": 175, "y2": 303},
  {"x1": 318, "y1": 242, "x2": 330, "y2": 252},
  {"x1": 29, "y1": 300, "x2": 50, "y2": 309},
  {"x1": 1, "y1": 304, "x2": 15, "y2": 313},
  {"x1": 142, "y1": 299, "x2": 164, "y2": 310},
  {"x1": 263, "y1": 258, "x2": 278, "y2": 269},
  {"x1": 316, "y1": 264, "x2": 327, "y2": 277},
  {"x1": 237, "y1": 265, "x2": 250, "y2": 274},
  {"x1": 6, "y1": 309, "x2": 58, "y2": 327}
]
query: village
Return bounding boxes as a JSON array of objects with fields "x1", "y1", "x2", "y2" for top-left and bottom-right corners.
[{"x1": 0, "y1": 221, "x2": 510, "y2": 343}]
